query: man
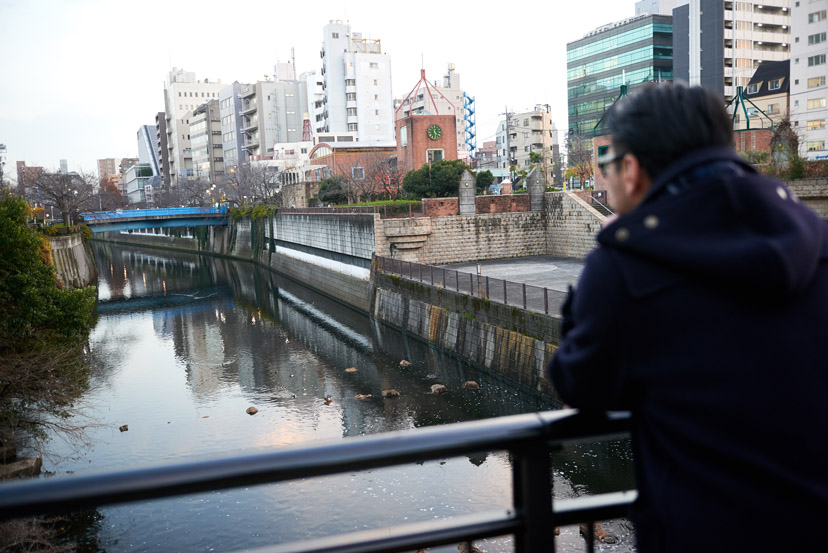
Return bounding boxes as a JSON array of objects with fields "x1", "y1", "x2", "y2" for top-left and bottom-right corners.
[{"x1": 549, "y1": 84, "x2": 828, "y2": 552}]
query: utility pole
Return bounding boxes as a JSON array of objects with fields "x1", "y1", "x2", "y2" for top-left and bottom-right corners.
[{"x1": 504, "y1": 106, "x2": 513, "y2": 182}]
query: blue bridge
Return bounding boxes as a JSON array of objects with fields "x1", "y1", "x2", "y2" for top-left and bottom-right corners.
[{"x1": 80, "y1": 206, "x2": 228, "y2": 233}]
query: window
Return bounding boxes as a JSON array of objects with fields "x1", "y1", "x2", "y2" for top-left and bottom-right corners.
[
  {"x1": 807, "y1": 141, "x2": 826, "y2": 151},
  {"x1": 808, "y1": 10, "x2": 827, "y2": 23},
  {"x1": 807, "y1": 120, "x2": 826, "y2": 130},
  {"x1": 768, "y1": 78, "x2": 782, "y2": 90},
  {"x1": 809, "y1": 32, "x2": 827, "y2": 45},
  {"x1": 352, "y1": 166, "x2": 365, "y2": 180},
  {"x1": 346, "y1": 93, "x2": 356, "y2": 101},
  {"x1": 370, "y1": 62, "x2": 378, "y2": 69},
  {"x1": 400, "y1": 126, "x2": 407, "y2": 146},
  {"x1": 808, "y1": 98, "x2": 827, "y2": 109},
  {"x1": 426, "y1": 149, "x2": 444, "y2": 163},
  {"x1": 347, "y1": 123, "x2": 358, "y2": 131},
  {"x1": 373, "y1": 79, "x2": 378, "y2": 85},
  {"x1": 347, "y1": 108, "x2": 357, "y2": 116},
  {"x1": 374, "y1": 109, "x2": 379, "y2": 115},
  {"x1": 747, "y1": 83, "x2": 760, "y2": 94},
  {"x1": 768, "y1": 103, "x2": 780, "y2": 114},
  {"x1": 332, "y1": 32, "x2": 339, "y2": 38},
  {"x1": 345, "y1": 79, "x2": 355, "y2": 86},
  {"x1": 809, "y1": 76, "x2": 827, "y2": 88},
  {"x1": 809, "y1": 54, "x2": 826, "y2": 66}
]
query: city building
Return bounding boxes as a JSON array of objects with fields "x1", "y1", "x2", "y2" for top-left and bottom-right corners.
[
  {"x1": 495, "y1": 105, "x2": 560, "y2": 185},
  {"x1": 97, "y1": 158, "x2": 119, "y2": 182},
  {"x1": 394, "y1": 69, "x2": 459, "y2": 173},
  {"x1": 635, "y1": 0, "x2": 681, "y2": 15},
  {"x1": 219, "y1": 82, "x2": 246, "y2": 170},
  {"x1": 673, "y1": 0, "x2": 791, "y2": 100},
  {"x1": 191, "y1": 100, "x2": 225, "y2": 183},
  {"x1": 124, "y1": 164, "x2": 155, "y2": 205},
  {"x1": 59, "y1": 159, "x2": 68, "y2": 174},
  {"x1": 15, "y1": 161, "x2": 43, "y2": 196},
  {"x1": 790, "y1": 0, "x2": 827, "y2": 159},
  {"x1": 735, "y1": 59, "x2": 789, "y2": 130},
  {"x1": 303, "y1": 71, "x2": 325, "y2": 139},
  {"x1": 237, "y1": 77, "x2": 309, "y2": 161},
  {"x1": 475, "y1": 140, "x2": 498, "y2": 170},
  {"x1": 138, "y1": 125, "x2": 160, "y2": 176},
  {"x1": 319, "y1": 20, "x2": 395, "y2": 145},
  {"x1": 566, "y1": 14, "x2": 674, "y2": 144},
  {"x1": 396, "y1": 64, "x2": 468, "y2": 160},
  {"x1": 162, "y1": 68, "x2": 224, "y2": 182},
  {"x1": 155, "y1": 112, "x2": 171, "y2": 187}
]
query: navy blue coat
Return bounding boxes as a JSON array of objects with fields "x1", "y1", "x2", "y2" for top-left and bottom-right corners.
[{"x1": 549, "y1": 148, "x2": 828, "y2": 552}]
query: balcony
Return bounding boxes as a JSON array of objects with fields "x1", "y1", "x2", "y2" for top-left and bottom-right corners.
[
  {"x1": 242, "y1": 118, "x2": 258, "y2": 132},
  {"x1": 241, "y1": 102, "x2": 257, "y2": 116}
]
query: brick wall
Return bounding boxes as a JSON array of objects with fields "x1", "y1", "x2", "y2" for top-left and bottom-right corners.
[
  {"x1": 422, "y1": 194, "x2": 532, "y2": 217},
  {"x1": 733, "y1": 129, "x2": 773, "y2": 154},
  {"x1": 786, "y1": 177, "x2": 828, "y2": 220}
]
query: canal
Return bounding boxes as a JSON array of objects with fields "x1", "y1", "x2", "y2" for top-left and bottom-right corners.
[{"x1": 44, "y1": 241, "x2": 635, "y2": 552}]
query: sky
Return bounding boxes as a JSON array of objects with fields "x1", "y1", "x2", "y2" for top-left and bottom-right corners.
[{"x1": 0, "y1": 0, "x2": 635, "y2": 176}]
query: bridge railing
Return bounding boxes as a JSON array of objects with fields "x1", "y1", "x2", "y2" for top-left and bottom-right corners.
[
  {"x1": 0, "y1": 410, "x2": 635, "y2": 553},
  {"x1": 376, "y1": 256, "x2": 569, "y2": 316},
  {"x1": 81, "y1": 206, "x2": 227, "y2": 221}
]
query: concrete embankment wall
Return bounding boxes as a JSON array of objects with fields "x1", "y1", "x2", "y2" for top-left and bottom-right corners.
[
  {"x1": 49, "y1": 233, "x2": 97, "y2": 289},
  {"x1": 371, "y1": 272, "x2": 560, "y2": 399}
]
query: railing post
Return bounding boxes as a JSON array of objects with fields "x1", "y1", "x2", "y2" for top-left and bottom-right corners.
[
  {"x1": 409, "y1": 261, "x2": 412, "y2": 279},
  {"x1": 504, "y1": 280, "x2": 508, "y2": 305},
  {"x1": 470, "y1": 273, "x2": 473, "y2": 297},
  {"x1": 544, "y1": 288, "x2": 549, "y2": 315},
  {"x1": 523, "y1": 283, "x2": 527, "y2": 310},
  {"x1": 486, "y1": 276, "x2": 490, "y2": 299},
  {"x1": 431, "y1": 265, "x2": 434, "y2": 285},
  {"x1": 512, "y1": 443, "x2": 555, "y2": 553},
  {"x1": 455, "y1": 270, "x2": 459, "y2": 292},
  {"x1": 419, "y1": 263, "x2": 422, "y2": 282},
  {"x1": 442, "y1": 268, "x2": 445, "y2": 288}
]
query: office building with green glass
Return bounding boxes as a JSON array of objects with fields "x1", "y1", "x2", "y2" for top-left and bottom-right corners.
[{"x1": 567, "y1": 14, "x2": 674, "y2": 142}]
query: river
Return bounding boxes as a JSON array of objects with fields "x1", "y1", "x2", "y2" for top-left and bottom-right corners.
[{"x1": 43, "y1": 241, "x2": 635, "y2": 553}]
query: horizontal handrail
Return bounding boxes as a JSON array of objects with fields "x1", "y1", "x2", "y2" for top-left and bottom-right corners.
[{"x1": 0, "y1": 410, "x2": 633, "y2": 553}]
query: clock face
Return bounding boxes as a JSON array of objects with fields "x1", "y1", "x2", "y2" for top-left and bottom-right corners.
[{"x1": 427, "y1": 124, "x2": 442, "y2": 140}]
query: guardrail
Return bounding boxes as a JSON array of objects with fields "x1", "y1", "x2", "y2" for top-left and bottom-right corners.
[
  {"x1": 376, "y1": 256, "x2": 568, "y2": 316},
  {"x1": 81, "y1": 206, "x2": 227, "y2": 221},
  {"x1": 0, "y1": 410, "x2": 634, "y2": 553}
]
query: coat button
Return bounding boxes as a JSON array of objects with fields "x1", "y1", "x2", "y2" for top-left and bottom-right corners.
[
  {"x1": 615, "y1": 227, "x2": 630, "y2": 242},
  {"x1": 644, "y1": 215, "x2": 660, "y2": 229},
  {"x1": 776, "y1": 186, "x2": 788, "y2": 200}
]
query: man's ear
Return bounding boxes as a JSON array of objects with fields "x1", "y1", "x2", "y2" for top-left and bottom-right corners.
[{"x1": 621, "y1": 154, "x2": 652, "y2": 206}]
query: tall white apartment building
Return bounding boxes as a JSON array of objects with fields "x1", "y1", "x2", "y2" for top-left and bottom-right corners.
[
  {"x1": 303, "y1": 71, "x2": 325, "y2": 138},
  {"x1": 673, "y1": 0, "x2": 791, "y2": 99},
  {"x1": 790, "y1": 0, "x2": 827, "y2": 159},
  {"x1": 163, "y1": 68, "x2": 224, "y2": 182},
  {"x1": 320, "y1": 20, "x2": 395, "y2": 145}
]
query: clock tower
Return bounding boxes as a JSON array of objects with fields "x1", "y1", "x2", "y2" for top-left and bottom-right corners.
[{"x1": 395, "y1": 70, "x2": 459, "y2": 173}]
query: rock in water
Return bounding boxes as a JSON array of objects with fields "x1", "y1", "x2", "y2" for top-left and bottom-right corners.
[
  {"x1": 382, "y1": 389, "x2": 401, "y2": 398},
  {"x1": 246, "y1": 406, "x2": 259, "y2": 415},
  {"x1": 345, "y1": 367, "x2": 358, "y2": 374},
  {"x1": 118, "y1": 425, "x2": 128, "y2": 432},
  {"x1": 355, "y1": 394, "x2": 373, "y2": 400},
  {"x1": 431, "y1": 384, "x2": 447, "y2": 394},
  {"x1": 462, "y1": 381, "x2": 480, "y2": 391},
  {"x1": 579, "y1": 522, "x2": 616, "y2": 544},
  {"x1": 399, "y1": 360, "x2": 412, "y2": 367}
]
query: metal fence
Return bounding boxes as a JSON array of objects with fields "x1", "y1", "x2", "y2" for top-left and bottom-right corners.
[
  {"x1": 376, "y1": 256, "x2": 568, "y2": 316},
  {"x1": 0, "y1": 410, "x2": 634, "y2": 553},
  {"x1": 286, "y1": 204, "x2": 426, "y2": 219}
]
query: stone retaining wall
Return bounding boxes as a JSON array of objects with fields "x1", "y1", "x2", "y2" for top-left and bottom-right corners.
[
  {"x1": 372, "y1": 272, "x2": 560, "y2": 399},
  {"x1": 49, "y1": 233, "x2": 97, "y2": 289},
  {"x1": 546, "y1": 192, "x2": 605, "y2": 258}
]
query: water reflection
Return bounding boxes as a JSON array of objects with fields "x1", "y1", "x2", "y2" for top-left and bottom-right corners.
[{"x1": 47, "y1": 241, "x2": 635, "y2": 552}]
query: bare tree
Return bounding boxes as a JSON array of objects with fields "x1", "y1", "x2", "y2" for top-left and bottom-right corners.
[
  {"x1": 365, "y1": 154, "x2": 403, "y2": 201},
  {"x1": 565, "y1": 133, "x2": 594, "y2": 189},
  {"x1": 224, "y1": 165, "x2": 253, "y2": 206},
  {"x1": 98, "y1": 176, "x2": 128, "y2": 211},
  {"x1": 247, "y1": 163, "x2": 282, "y2": 205},
  {"x1": 29, "y1": 171, "x2": 97, "y2": 225},
  {"x1": 175, "y1": 176, "x2": 211, "y2": 207}
]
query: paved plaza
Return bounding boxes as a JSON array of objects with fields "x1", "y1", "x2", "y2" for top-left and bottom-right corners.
[{"x1": 439, "y1": 256, "x2": 586, "y2": 293}]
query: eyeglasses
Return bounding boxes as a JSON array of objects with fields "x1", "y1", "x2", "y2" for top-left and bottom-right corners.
[{"x1": 597, "y1": 151, "x2": 626, "y2": 178}]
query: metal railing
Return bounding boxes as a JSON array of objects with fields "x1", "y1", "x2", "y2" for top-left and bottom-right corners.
[
  {"x1": 80, "y1": 206, "x2": 228, "y2": 221},
  {"x1": 376, "y1": 256, "x2": 568, "y2": 316},
  {"x1": 0, "y1": 410, "x2": 634, "y2": 553},
  {"x1": 589, "y1": 193, "x2": 614, "y2": 216}
]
